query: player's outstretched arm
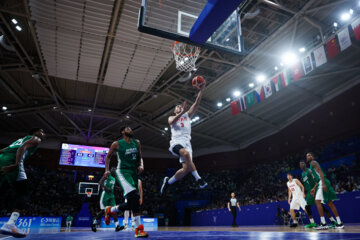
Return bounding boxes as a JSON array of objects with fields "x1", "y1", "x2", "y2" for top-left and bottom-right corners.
[
  {"x1": 136, "y1": 140, "x2": 144, "y2": 173},
  {"x1": 188, "y1": 83, "x2": 205, "y2": 119},
  {"x1": 105, "y1": 141, "x2": 118, "y2": 173},
  {"x1": 1, "y1": 136, "x2": 41, "y2": 173},
  {"x1": 168, "y1": 101, "x2": 187, "y2": 125}
]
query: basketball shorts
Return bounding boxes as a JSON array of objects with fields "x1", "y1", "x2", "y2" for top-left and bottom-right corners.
[
  {"x1": 290, "y1": 197, "x2": 307, "y2": 210},
  {"x1": 114, "y1": 168, "x2": 138, "y2": 197},
  {"x1": 169, "y1": 139, "x2": 192, "y2": 163},
  {"x1": 99, "y1": 191, "x2": 116, "y2": 210},
  {"x1": 0, "y1": 154, "x2": 19, "y2": 188},
  {"x1": 315, "y1": 180, "x2": 325, "y2": 203}
]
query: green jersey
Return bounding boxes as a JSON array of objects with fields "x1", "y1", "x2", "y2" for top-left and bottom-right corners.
[
  {"x1": 104, "y1": 175, "x2": 115, "y2": 194},
  {"x1": 310, "y1": 162, "x2": 327, "y2": 183},
  {"x1": 116, "y1": 138, "x2": 139, "y2": 171},
  {"x1": 66, "y1": 216, "x2": 73, "y2": 222},
  {"x1": 301, "y1": 168, "x2": 316, "y2": 192},
  {"x1": 2, "y1": 135, "x2": 39, "y2": 160}
]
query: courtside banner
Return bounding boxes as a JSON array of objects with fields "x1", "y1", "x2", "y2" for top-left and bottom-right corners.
[
  {"x1": 0, "y1": 217, "x2": 62, "y2": 229},
  {"x1": 100, "y1": 217, "x2": 158, "y2": 229}
]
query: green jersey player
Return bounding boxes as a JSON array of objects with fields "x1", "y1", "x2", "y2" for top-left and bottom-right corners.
[
  {"x1": 300, "y1": 160, "x2": 337, "y2": 229},
  {"x1": 104, "y1": 126, "x2": 148, "y2": 238},
  {"x1": 306, "y1": 152, "x2": 344, "y2": 229},
  {"x1": 0, "y1": 128, "x2": 45, "y2": 238},
  {"x1": 91, "y1": 168, "x2": 123, "y2": 232}
]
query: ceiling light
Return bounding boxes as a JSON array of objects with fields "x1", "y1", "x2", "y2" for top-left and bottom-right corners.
[
  {"x1": 164, "y1": 127, "x2": 168, "y2": 131},
  {"x1": 333, "y1": 22, "x2": 338, "y2": 27},
  {"x1": 217, "y1": 102, "x2": 223, "y2": 107},
  {"x1": 281, "y1": 52, "x2": 298, "y2": 66},
  {"x1": 256, "y1": 74, "x2": 266, "y2": 83},
  {"x1": 249, "y1": 83, "x2": 255, "y2": 88},
  {"x1": 88, "y1": 108, "x2": 92, "y2": 112},
  {"x1": 7, "y1": 113, "x2": 12, "y2": 117},
  {"x1": 298, "y1": 47, "x2": 306, "y2": 53},
  {"x1": 279, "y1": 62, "x2": 284, "y2": 66},
  {"x1": 15, "y1": 26, "x2": 22, "y2": 31},
  {"x1": 126, "y1": 115, "x2": 130, "y2": 119},
  {"x1": 341, "y1": 13, "x2": 350, "y2": 21},
  {"x1": 195, "y1": 116, "x2": 200, "y2": 121},
  {"x1": 11, "y1": 19, "x2": 18, "y2": 24},
  {"x1": 233, "y1": 90, "x2": 241, "y2": 97},
  {"x1": 2, "y1": 106, "x2": 7, "y2": 111},
  {"x1": 349, "y1": 9, "x2": 354, "y2": 15},
  {"x1": 226, "y1": 38, "x2": 230, "y2": 42},
  {"x1": 274, "y1": 66, "x2": 278, "y2": 70},
  {"x1": 226, "y1": 98, "x2": 231, "y2": 102}
]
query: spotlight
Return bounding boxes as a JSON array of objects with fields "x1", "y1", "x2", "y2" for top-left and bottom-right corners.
[
  {"x1": 7, "y1": 113, "x2": 12, "y2": 117},
  {"x1": 11, "y1": 19, "x2": 18, "y2": 24},
  {"x1": 226, "y1": 98, "x2": 231, "y2": 102},
  {"x1": 233, "y1": 90, "x2": 241, "y2": 97},
  {"x1": 274, "y1": 66, "x2": 278, "y2": 71},
  {"x1": 226, "y1": 38, "x2": 230, "y2": 42},
  {"x1": 15, "y1": 26, "x2": 22, "y2": 31},
  {"x1": 217, "y1": 102, "x2": 223, "y2": 107},
  {"x1": 125, "y1": 115, "x2": 130, "y2": 119},
  {"x1": 281, "y1": 52, "x2": 298, "y2": 66},
  {"x1": 88, "y1": 109, "x2": 92, "y2": 112},
  {"x1": 279, "y1": 62, "x2": 284, "y2": 66},
  {"x1": 298, "y1": 47, "x2": 306, "y2": 53},
  {"x1": 256, "y1": 74, "x2": 265, "y2": 83},
  {"x1": 2, "y1": 106, "x2": 7, "y2": 111},
  {"x1": 349, "y1": 9, "x2": 353, "y2": 15},
  {"x1": 341, "y1": 13, "x2": 350, "y2": 21},
  {"x1": 164, "y1": 127, "x2": 168, "y2": 131},
  {"x1": 249, "y1": 83, "x2": 255, "y2": 88},
  {"x1": 333, "y1": 22, "x2": 338, "y2": 27}
]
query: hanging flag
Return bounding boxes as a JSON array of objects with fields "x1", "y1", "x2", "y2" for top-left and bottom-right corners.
[
  {"x1": 240, "y1": 96, "x2": 246, "y2": 111},
  {"x1": 245, "y1": 92, "x2": 255, "y2": 107},
  {"x1": 313, "y1": 45, "x2": 327, "y2": 68},
  {"x1": 272, "y1": 74, "x2": 282, "y2": 92},
  {"x1": 280, "y1": 71, "x2": 291, "y2": 88},
  {"x1": 254, "y1": 86, "x2": 265, "y2": 103},
  {"x1": 325, "y1": 36, "x2": 339, "y2": 59},
  {"x1": 263, "y1": 81, "x2": 272, "y2": 98},
  {"x1": 230, "y1": 100, "x2": 240, "y2": 115},
  {"x1": 337, "y1": 27, "x2": 351, "y2": 51},
  {"x1": 352, "y1": 17, "x2": 360, "y2": 41},
  {"x1": 302, "y1": 54, "x2": 313, "y2": 75},
  {"x1": 291, "y1": 61, "x2": 303, "y2": 82}
]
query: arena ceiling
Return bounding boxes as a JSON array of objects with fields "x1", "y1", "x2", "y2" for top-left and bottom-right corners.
[{"x1": 0, "y1": 0, "x2": 359, "y2": 157}]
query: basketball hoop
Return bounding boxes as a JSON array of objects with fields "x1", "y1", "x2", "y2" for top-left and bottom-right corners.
[{"x1": 171, "y1": 41, "x2": 200, "y2": 72}]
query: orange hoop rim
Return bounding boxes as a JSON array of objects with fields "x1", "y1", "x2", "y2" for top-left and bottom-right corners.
[
  {"x1": 171, "y1": 41, "x2": 201, "y2": 57},
  {"x1": 86, "y1": 191, "x2": 92, "y2": 197}
]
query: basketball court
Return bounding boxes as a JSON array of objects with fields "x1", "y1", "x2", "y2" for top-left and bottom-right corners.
[{"x1": 1, "y1": 0, "x2": 360, "y2": 239}]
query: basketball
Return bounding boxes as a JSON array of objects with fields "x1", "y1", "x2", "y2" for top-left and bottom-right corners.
[{"x1": 192, "y1": 76, "x2": 205, "y2": 89}]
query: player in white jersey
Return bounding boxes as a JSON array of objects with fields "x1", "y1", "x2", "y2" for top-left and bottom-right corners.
[
  {"x1": 160, "y1": 82, "x2": 207, "y2": 196},
  {"x1": 287, "y1": 173, "x2": 307, "y2": 227}
]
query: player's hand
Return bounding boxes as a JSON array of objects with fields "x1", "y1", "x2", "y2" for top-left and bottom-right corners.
[
  {"x1": 139, "y1": 198, "x2": 143, "y2": 205},
  {"x1": 288, "y1": 200, "x2": 290, "y2": 205},
  {"x1": 238, "y1": 208, "x2": 241, "y2": 211},
  {"x1": 323, "y1": 185, "x2": 327, "y2": 192},
  {"x1": 228, "y1": 208, "x2": 231, "y2": 212},
  {"x1": 310, "y1": 188, "x2": 315, "y2": 196},
  {"x1": 1, "y1": 164, "x2": 18, "y2": 174},
  {"x1": 303, "y1": 193, "x2": 306, "y2": 198},
  {"x1": 138, "y1": 165, "x2": 144, "y2": 174},
  {"x1": 199, "y1": 81, "x2": 206, "y2": 91},
  {"x1": 104, "y1": 171, "x2": 110, "y2": 178}
]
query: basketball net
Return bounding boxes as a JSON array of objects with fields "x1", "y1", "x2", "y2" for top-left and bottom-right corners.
[
  {"x1": 171, "y1": 41, "x2": 200, "y2": 72},
  {"x1": 86, "y1": 191, "x2": 92, "y2": 198}
]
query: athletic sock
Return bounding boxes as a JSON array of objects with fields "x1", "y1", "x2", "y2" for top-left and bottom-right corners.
[
  {"x1": 7, "y1": 212, "x2": 20, "y2": 225},
  {"x1": 93, "y1": 219, "x2": 98, "y2": 224},
  {"x1": 111, "y1": 206, "x2": 119, "y2": 213},
  {"x1": 124, "y1": 210, "x2": 129, "y2": 223},
  {"x1": 309, "y1": 218, "x2": 315, "y2": 224},
  {"x1": 114, "y1": 221, "x2": 119, "y2": 227},
  {"x1": 336, "y1": 216, "x2": 342, "y2": 224},
  {"x1": 134, "y1": 216, "x2": 141, "y2": 229},
  {"x1": 192, "y1": 170, "x2": 201, "y2": 181},
  {"x1": 293, "y1": 220, "x2": 298, "y2": 224},
  {"x1": 168, "y1": 176, "x2": 176, "y2": 185},
  {"x1": 329, "y1": 217, "x2": 336, "y2": 222},
  {"x1": 320, "y1": 217, "x2": 326, "y2": 224}
]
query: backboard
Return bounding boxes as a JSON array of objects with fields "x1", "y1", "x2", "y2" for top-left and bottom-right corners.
[
  {"x1": 78, "y1": 182, "x2": 100, "y2": 196},
  {"x1": 138, "y1": 0, "x2": 245, "y2": 55}
]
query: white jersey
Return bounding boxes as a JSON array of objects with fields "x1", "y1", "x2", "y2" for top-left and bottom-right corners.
[
  {"x1": 287, "y1": 179, "x2": 302, "y2": 199},
  {"x1": 170, "y1": 112, "x2": 191, "y2": 141}
]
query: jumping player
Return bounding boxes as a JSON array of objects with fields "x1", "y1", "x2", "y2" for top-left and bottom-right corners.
[
  {"x1": 306, "y1": 152, "x2": 344, "y2": 229},
  {"x1": 286, "y1": 173, "x2": 308, "y2": 227},
  {"x1": 91, "y1": 168, "x2": 123, "y2": 232},
  {"x1": 124, "y1": 179, "x2": 143, "y2": 231},
  {"x1": 300, "y1": 160, "x2": 337, "y2": 229},
  {"x1": 104, "y1": 126, "x2": 148, "y2": 238},
  {"x1": 0, "y1": 128, "x2": 45, "y2": 238},
  {"x1": 160, "y1": 82, "x2": 207, "y2": 195}
]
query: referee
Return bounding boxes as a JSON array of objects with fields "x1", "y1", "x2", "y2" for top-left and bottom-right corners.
[{"x1": 227, "y1": 192, "x2": 241, "y2": 227}]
